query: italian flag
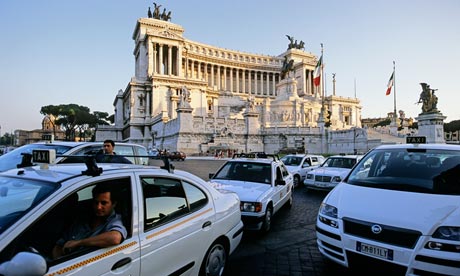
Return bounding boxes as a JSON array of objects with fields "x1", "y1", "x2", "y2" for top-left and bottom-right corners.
[
  {"x1": 386, "y1": 72, "x2": 394, "y2": 95},
  {"x1": 313, "y1": 55, "x2": 322, "y2": 87}
]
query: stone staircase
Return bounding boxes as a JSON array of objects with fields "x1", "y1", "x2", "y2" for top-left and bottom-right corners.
[{"x1": 366, "y1": 128, "x2": 405, "y2": 144}]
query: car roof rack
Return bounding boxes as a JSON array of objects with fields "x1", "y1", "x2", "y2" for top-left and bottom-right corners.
[
  {"x1": 15, "y1": 150, "x2": 176, "y2": 176},
  {"x1": 232, "y1": 153, "x2": 280, "y2": 161}
]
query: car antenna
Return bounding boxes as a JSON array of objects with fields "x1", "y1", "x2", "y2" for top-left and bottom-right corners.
[
  {"x1": 81, "y1": 155, "x2": 103, "y2": 176},
  {"x1": 160, "y1": 156, "x2": 174, "y2": 173}
]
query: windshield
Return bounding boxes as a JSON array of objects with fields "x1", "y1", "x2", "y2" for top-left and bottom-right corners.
[
  {"x1": 347, "y1": 148, "x2": 460, "y2": 195},
  {"x1": 281, "y1": 156, "x2": 302, "y2": 166},
  {"x1": 0, "y1": 176, "x2": 58, "y2": 234},
  {"x1": 0, "y1": 144, "x2": 74, "y2": 172},
  {"x1": 213, "y1": 161, "x2": 272, "y2": 184},
  {"x1": 322, "y1": 157, "x2": 357, "y2": 169}
]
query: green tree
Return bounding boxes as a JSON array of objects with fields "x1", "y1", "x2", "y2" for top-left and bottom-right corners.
[
  {"x1": 444, "y1": 120, "x2": 460, "y2": 132},
  {"x1": 40, "y1": 104, "x2": 111, "y2": 141}
]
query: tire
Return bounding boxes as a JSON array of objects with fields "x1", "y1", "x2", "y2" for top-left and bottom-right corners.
[
  {"x1": 200, "y1": 241, "x2": 227, "y2": 276},
  {"x1": 293, "y1": 175, "x2": 302, "y2": 188},
  {"x1": 261, "y1": 206, "x2": 273, "y2": 233}
]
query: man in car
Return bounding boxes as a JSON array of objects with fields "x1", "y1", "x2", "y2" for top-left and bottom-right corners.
[
  {"x1": 52, "y1": 183, "x2": 127, "y2": 258},
  {"x1": 96, "y1": 139, "x2": 132, "y2": 164}
]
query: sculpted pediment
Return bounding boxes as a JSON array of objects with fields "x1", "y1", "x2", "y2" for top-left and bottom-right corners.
[{"x1": 155, "y1": 29, "x2": 183, "y2": 40}]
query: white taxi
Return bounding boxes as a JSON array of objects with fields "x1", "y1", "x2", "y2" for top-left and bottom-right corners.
[
  {"x1": 316, "y1": 143, "x2": 460, "y2": 275},
  {"x1": 0, "y1": 150, "x2": 243, "y2": 276},
  {"x1": 304, "y1": 155, "x2": 362, "y2": 191},
  {"x1": 209, "y1": 153, "x2": 293, "y2": 233}
]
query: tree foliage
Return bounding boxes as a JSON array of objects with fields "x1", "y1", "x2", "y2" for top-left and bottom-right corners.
[
  {"x1": 40, "y1": 104, "x2": 112, "y2": 141},
  {"x1": 444, "y1": 120, "x2": 460, "y2": 132}
]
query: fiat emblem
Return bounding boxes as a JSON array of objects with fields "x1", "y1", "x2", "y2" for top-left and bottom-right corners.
[{"x1": 371, "y1": 224, "x2": 382, "y2": 234}]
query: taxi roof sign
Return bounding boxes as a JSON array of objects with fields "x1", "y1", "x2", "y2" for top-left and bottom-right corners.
[
  {"x1": 406, "y1": 136, "x2": 426, "y2": 144},
  {"x1": 32, "y1": 149, "x2": 56, "y2": 164}
]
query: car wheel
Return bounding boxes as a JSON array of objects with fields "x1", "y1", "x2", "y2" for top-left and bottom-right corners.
[
  {"x1": 293, "y1": 175, "x2": 302, "y2": 188},
  {"x1": 261, "y1": 206, "x2": 273, "y2": 233},
  {"x1": 200, "y1": 240, "x2": 227, "y2": 276}
]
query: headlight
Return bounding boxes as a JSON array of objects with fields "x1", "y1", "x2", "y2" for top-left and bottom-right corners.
[
  {"x1": 240, "y1": 202, "x2": 262, "y2": 212},
  {"x1": 332, "y1": 176, "x2": 342, "y2": 183},
  {"x1": 425, "y1": 226, "x2": 460, "y2": 253},
  {"x1": 306, "y1": 174, "x2": 313, "y2": 179},
  {"x1": 432, "y1": 226, "x2": 460, "y2": 241},
  {"x1": 318, "y1": 202, "x2": 337, "y2": 218}
]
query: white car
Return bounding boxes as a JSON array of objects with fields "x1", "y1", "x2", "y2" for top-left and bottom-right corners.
[
  {"x1": 281, "y1": 154, "x2": 325, "y2": 187},
  {"x1": 0, "y1": 151, "x2": 243, "y2": 276},
  {"x1": 209, "y1": 153, "x2": 293, "y2": 233},
  {"x1": 0, "y1": 141, "x2": 149, "y2": 172},
  {"x1": 316, "y1": 143, "x2": 460, "y2": 275},
  {"x1": 304, "y1": 155, "x2": 362, "y2": 191}
]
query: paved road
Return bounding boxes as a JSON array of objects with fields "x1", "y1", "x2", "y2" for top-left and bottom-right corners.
[{"x1": 150, "y1": 158, "x2": 352, "y2": 275}]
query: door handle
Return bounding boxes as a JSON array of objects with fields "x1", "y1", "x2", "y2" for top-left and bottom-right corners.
[
  {"x1": 202, "y1": 221, "x2": 212, "y2": 228},
  {"x1": 111, "y1": 257, "x2": 132, "y2": 270}
]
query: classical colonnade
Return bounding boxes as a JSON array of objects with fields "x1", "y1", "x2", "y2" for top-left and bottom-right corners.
[{"x1": 151, "y1": 42, "x2": 317, "y2": 97}]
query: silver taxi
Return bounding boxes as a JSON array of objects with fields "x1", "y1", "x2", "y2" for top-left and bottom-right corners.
[
  {"x1": 209, "y1": 153, "x2": 293, "y2": 233},
  {"x1": 0, "y1": 151, "x2": 243, "y2": 276}
]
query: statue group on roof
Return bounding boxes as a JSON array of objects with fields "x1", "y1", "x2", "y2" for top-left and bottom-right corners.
[
  {"x1": 286, "y1": 35, "x2": 305, "y2": 50},
  {"x1": 148, "y1": 2, "x2": 171, "y2": 21}
]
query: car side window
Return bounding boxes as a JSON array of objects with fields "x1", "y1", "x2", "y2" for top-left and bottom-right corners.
[
  {"x1": 280, "y1": 164, "x2": 290, "y2": 178},
  {"x1": 114, "y1": 145, "x2": 135, "y2": 164},
  {"x1": 182, "y1": 181, "x2": 208, "y2": 212},
  {"x1": 142, "y1": 177, "x2": 189, "y2": 231}
]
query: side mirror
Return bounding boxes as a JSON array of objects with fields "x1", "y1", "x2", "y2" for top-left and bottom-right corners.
[
  {"x1": 208, "y1": 173, "x2": 215, "y2": 179},
  {"x1": 0, "y1": 252, "x2": 47, "y2": 276},
  {"x1": 275, "y1": 179, "x2": 286, "y2": 186}
]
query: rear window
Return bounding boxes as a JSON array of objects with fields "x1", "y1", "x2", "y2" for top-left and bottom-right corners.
[{"x1": 347, "y1": 148, "x2": 460, "y2": 195}]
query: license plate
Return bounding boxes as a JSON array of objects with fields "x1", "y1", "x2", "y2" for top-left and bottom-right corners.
[{"x1": 356, "y1": 241, "x2": 393, "y2": 260}]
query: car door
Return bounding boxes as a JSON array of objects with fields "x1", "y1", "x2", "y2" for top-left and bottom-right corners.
[
  {"x1": 136, "y1": 174, "x2": 214, "y2": 276},
  {"x1": 299, "y1": 157, "x2": 312, "y2": 179},
  {"x1": 274, "y1": 164, "x2": 292, "y2": 212},
  {"x1": 1, "y1": 175, "x2": 141, "y2": 276}
]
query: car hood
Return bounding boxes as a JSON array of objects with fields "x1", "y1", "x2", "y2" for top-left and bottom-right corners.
[
  {"x1": 327, "y1": 184, "x2": 460, "y2": 234},
  {"x1": 209, "y1": 180, "x2": 271, "y2": 202},
  {"x1": 310, "y1": 167, "x2": 350, "y2": 177}
]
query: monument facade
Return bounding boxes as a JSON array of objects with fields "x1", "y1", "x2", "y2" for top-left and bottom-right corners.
[{"x1": 96, "y1": 7, "x2": 362, "y2": 154}]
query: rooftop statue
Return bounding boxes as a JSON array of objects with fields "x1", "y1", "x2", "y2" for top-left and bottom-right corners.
[
  {"x1": 417, "y1": 82, "x2": 438, "y2": 113},
  {"x1": 150, "y1": 2, "x2": 172, "y2": 21},
  {"x1": 286, "y1": 35, "x2": 306, "y2": 50},
  {"x1": 153, "y1": 3, "x2": 162, "y2": 19}
]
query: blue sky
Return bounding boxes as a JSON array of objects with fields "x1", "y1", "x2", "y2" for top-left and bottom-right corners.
[{"x1": 1, "y1": 0, "x2": 459, "y2": 133}]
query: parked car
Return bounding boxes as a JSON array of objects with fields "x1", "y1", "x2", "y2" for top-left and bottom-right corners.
[
  {"x1": 281, "y1": 154, "x2": 325, "y2": 187},
  {"x1": 0, "y1": 151, "x2": 243, "y2": 276},
  {"x1": 0, "y1": 141, "x2": 149, "y2": 172},
  {"x1": 148, "y1": 148, "x2": 160, "y2": 158},
  {"x1": 209, "y1": 153, "x2": 293, "y2": 233},
  {"x1": 304, "y1": 154, "x2": 362, "y2": 191},
  {"x1": 167, "y1": 151, "x2": 186, "y2": 161},
  {"x1": 316, "y1": 143, "x2": 460, "y2": 275}
]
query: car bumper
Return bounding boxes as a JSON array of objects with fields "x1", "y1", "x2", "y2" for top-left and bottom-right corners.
[
  {"x1": 304, "y1": 180, "x2": 337, "y2": 190},
  {"x1": 241, "y1": 213, "x2": 265, "y2": 231},
  {"x1": 316, "y1": 216, "x2": 460, "y2": 275}
]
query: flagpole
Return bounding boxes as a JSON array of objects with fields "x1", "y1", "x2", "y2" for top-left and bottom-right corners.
[
  {"x1": 321, "y1": 43, "x2": 325, "y2": 100},
  {"x1": 393, "y1": 61, "x2": 396, "y2": 123}
]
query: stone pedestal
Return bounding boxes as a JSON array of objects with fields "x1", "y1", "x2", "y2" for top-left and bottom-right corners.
[
  {"x1": 415, "y1": 112, "x2": 446, "y2": 144},
  {"x1": 177, "y1": 107, "x2": 193, "y2": 133}
]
